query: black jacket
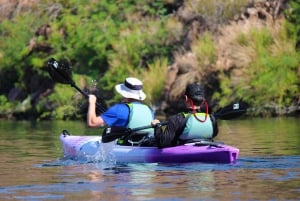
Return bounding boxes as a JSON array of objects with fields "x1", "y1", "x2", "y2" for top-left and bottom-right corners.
[{"x1": 154, "y1": 113, "x2": 218, "y2": 148}]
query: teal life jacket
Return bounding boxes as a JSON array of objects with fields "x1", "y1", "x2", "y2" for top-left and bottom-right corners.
[
  {"x1": 126, "y1": 102, "x2": 154, "y2": 134},
  {"x1": 179, "y1": 113, "x2": 214, "y2": 141}
]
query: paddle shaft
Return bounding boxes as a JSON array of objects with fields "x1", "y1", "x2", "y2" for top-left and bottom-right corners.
[
  {"x1": 70, "y1": 81, "x2": 105, "y2": 113},
  {"x1": 101, "y1": 102, "x2": 247, "y2": 143},
  {"x1": 130, "y1": 121, "x2": 168, "y2": 132}
]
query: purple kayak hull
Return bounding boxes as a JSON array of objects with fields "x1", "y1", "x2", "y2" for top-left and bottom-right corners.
[
  {"x1": 60, "y1": 134, "x2": 239, "y2": 164},
  {"x1": 112, "y1": 145, "x2": 239, "y2": 163}
]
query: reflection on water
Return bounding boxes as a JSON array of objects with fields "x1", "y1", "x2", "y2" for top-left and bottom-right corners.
[
  {"x1": 0, "y1": 118, "x2": 299, "y2": 201},
  {"x1": 217, "y1": 117, "x2": 300, "y2": 156}
]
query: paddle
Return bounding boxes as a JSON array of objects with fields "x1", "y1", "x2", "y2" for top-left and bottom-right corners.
[
  {"x1": 101, "y1": 121, "x2": 168, "y2": 143},
  {"x1": 213, "y1": 101, "x2": 248, "y2": 120},
  {"x1": 101, "y1": 101, "x2": 247, "y2": 143},
  {"x1": 47, "y1": 58, "x2": 247, "y2": 142},
  {"x1": 47, "y1": 58, "x2": 106, "y2": 113}
]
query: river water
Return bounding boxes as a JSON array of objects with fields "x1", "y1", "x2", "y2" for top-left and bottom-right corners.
[{"x1": 0, "y1": 118, "x2": 299, "y2": 201}]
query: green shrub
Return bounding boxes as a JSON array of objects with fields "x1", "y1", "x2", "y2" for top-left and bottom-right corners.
[{"x1": 216, "y1": 20, "x2": 300, "y2": 116}]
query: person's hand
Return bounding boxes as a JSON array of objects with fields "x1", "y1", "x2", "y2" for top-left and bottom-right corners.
[
  {"x1": 89, "y1": 94, "x2": 97, "y2": 104},
  {"x1": 151, "y1": 119, "x2": 160, "y2": 127}
]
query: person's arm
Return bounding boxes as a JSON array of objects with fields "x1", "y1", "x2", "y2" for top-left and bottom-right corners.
[
  {"x1": 210, "y1": 114, "x2": 219, "y2": 138},
  {"x1": 153, "y1": 114, "x2": 185, "y2": 148},
  {"x1": 87, "y1": 95, "x2": 105, "y2": 128}
]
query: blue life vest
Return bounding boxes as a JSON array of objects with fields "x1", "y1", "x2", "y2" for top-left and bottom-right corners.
[
  {"x1": 126, "y1": 103, "x2": 154, "y2": 134},
  {"x1": 180, "y1": 113, "x2": 214, "y2": 140}
]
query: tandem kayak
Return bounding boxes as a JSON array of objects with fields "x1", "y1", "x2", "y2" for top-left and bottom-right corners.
[{"x1": 59, "y1": 130, "x2": 239, "y2": 164}]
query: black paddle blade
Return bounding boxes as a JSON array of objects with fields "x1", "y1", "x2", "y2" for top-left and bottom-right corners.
[
  {"x1": 47, "y1": 58, "x2": 73, "y2": 84},
  {"x1": 214, "y1": 102, "x2": 247, "y2": 120}
]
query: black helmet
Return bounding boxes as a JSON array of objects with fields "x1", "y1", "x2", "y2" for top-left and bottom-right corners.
[{"x1": 185, "y1": 83, "x2": 205, "y2": 103}]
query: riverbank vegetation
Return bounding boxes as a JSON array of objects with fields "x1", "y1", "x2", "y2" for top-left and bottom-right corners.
[{"x1": 0, "y1": 0, "x2": 299, "y2": 121}]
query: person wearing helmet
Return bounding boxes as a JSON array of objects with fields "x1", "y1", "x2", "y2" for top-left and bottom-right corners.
[{"x1": 152, "y1": 83, "x2": 218, "y2": 148}]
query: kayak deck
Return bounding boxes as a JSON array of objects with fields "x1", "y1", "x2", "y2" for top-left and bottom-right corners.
[{"x1": 59, "y1": 132, "x2": 239, "y2": 164}]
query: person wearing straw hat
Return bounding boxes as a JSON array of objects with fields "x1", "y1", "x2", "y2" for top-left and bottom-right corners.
[
  {"x1": 151, "y1": 83, "x2": 218, "y2": 148},
  {"x1": 87, "y1": 77, "x2": 154, "y2": 145}
]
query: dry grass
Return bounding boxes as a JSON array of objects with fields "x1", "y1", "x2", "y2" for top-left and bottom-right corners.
[
  {"x1": 167, "y1": 52, "x2": 202, "y2": 100},
  {"x1": 164, "y1": 15, "x2": 184, "y2": 45},
  {"x1": 216, "y1": 19, "x2": 263, "y2": 71},
  {"x1": 178, "y1": 0, "x2": 249, "y2": 24},
  {"x1": 142, "y1": 58, "x2": 168, "y2": 106}
]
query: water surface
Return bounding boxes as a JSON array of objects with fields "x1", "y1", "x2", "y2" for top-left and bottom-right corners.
[{"x1": 0, "y1": 118, "x2": 299, "y2": 201}]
